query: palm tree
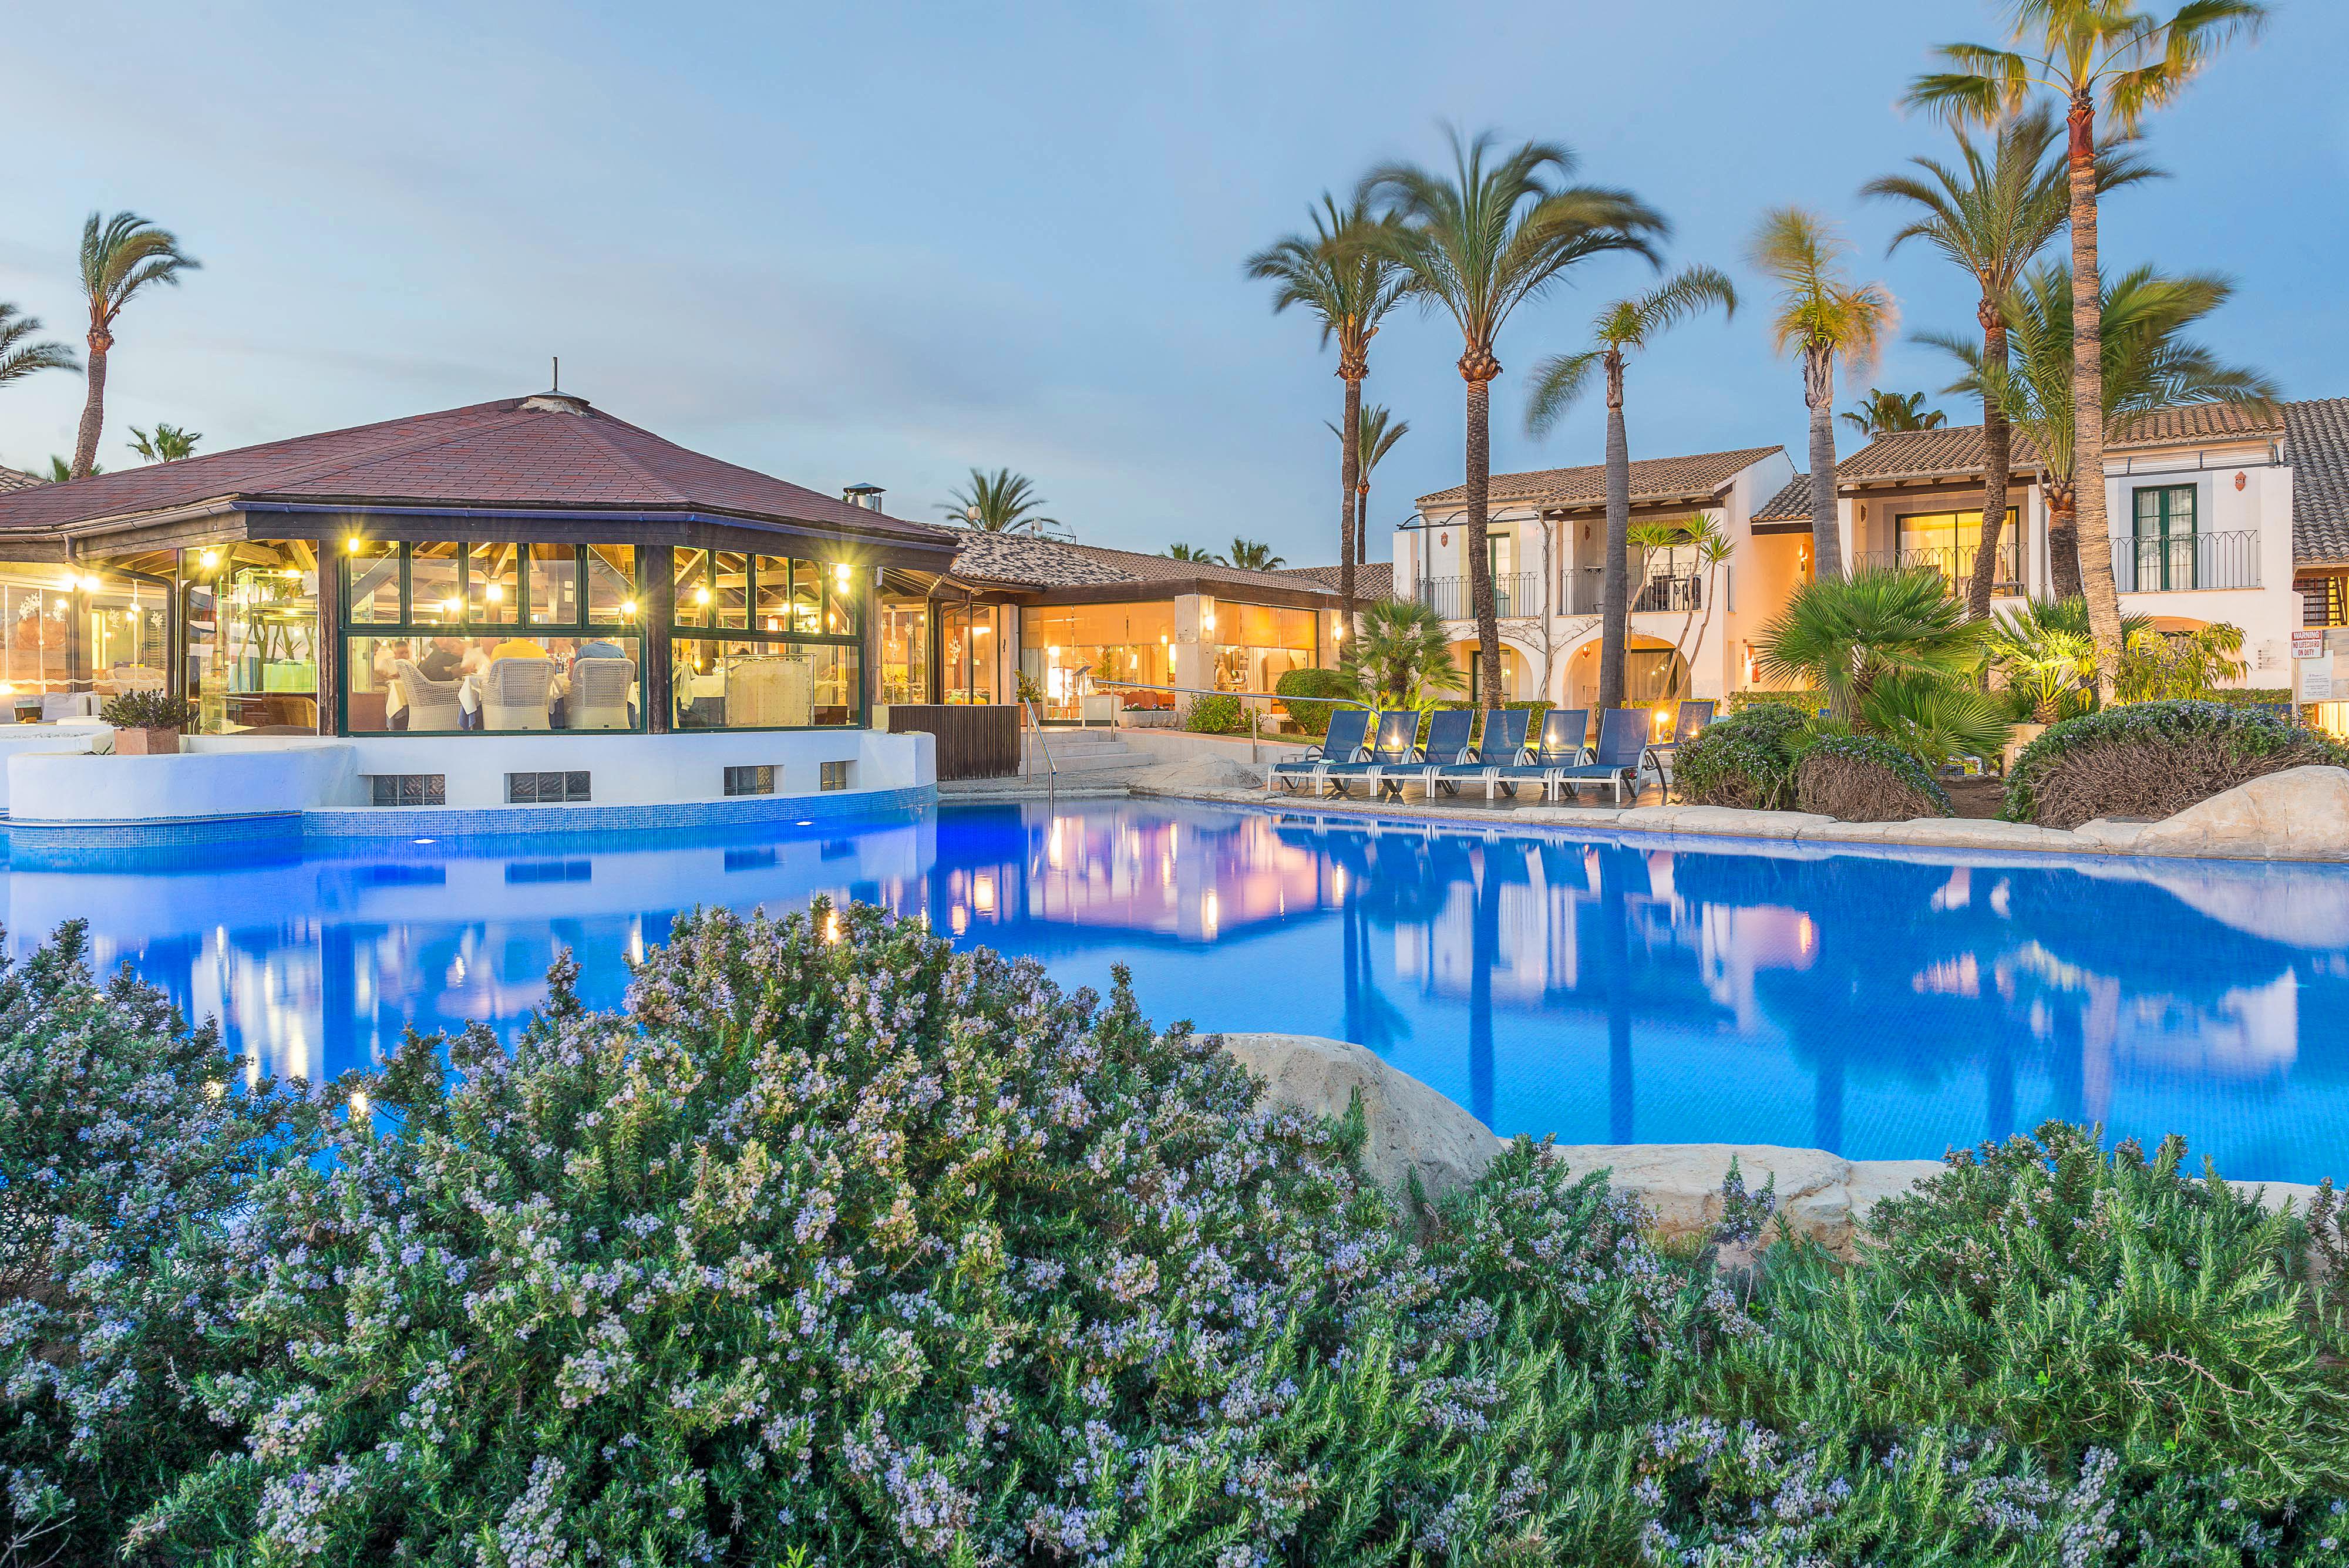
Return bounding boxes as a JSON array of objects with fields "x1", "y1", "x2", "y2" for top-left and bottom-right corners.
[
  {"x1": 1838, "y1": 389, "x2": 1947, "y2": 437},
  {"x1": 1223, "y1": 539, "x2": 1285, "y2": 571},
  {"x1": 1341, "y1": 597, "x2": 1465, "y2": 706},
  {"x1": 941, "y1": 468, "x2": 1058, "y2": 534},
  {"x1": 1749, "y1": 209, "x2": 1896, "y2": 583},
  {"x1": 127, "y1": 422, "x2": 201, "y2": 462},
  {"x1": 1524, "y1": 265, "x2": 1737, "y2": 711},
  {"x1": 0, "y1": 303, "x2": 77, "y2": 390},
  {"x1": 1326, "y1": 403, "x2": 1409, "y2": 567},
  {"x1": 71, "y1": 212, "x2": 201, "y2": 478},
  {"x1": 1247, "y1": 196, "x2": 1407, "y2": 625},
  {"x1": 1166, "y1": 542, "x2": 1215, "y2": 561},
  {"x1": 43, "y1": 456, "x2": 101, "y2": 482},
  {"x1": 1863, "y1": 106, "x2": 2158, "y2": 620},
  {"x1": 1907, "y1": 0, "x2": 2269, "y2": 696},
  {"x1": 1626, "y1": 512, "x2": 1734, "y2": 695},
  {"x1": 1988, "y1": 597, "x2": 2132, "y2": 722},
  {"x1": 1921, "y1": 264, "x2": 2274, "y2": 600},
  {"x1": 1362, "y1": 127, "x2": 1667, "y2": 711},
  {"x1": 1754, "y1": 565, "x2": 1990, "y2": 723}
]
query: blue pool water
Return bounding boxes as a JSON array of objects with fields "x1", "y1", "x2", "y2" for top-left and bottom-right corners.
[{"x1": 12, "y1": 799, "x2": 2349, "y2": 1185}]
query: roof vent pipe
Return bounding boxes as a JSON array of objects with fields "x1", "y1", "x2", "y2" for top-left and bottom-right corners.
[{"x1": 841, "y1": 483, "x2": 885, "y2": 512}]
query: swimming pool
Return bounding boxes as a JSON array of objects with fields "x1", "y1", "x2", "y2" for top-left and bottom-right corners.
[{"x1": 13, "y1": 798, "x2": 2347, "y2": 1185}]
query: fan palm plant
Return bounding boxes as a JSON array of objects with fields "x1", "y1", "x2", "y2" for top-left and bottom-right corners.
[
  {"x1": 1987, "y1": 598, "x2": 2106, "y2": 723},
  {"x1": 1922, "y1": 263, "x2": 2274, "y2": 603},
  {"x1": 1523, "y1": 265, "x2": 1737, "y2": 711},
  {"x1": 1838, "y1": 389, "x2": 1946, "y2": 436},
  {"x1": 126, "y1": 422, "x2": 201, "y2": 462},
  {"x1": 1327, "y1": 403, "x2": 1408, "y2": 568},
  {"x1": 1341, "y1": 597, "x2": 1465, "y2": 707},
  {"x1": 1361, "y1": 127, "x2": 1666, "y2": 711},
  {"x1": 0, "y1": 303, "x2": 77, "y2": 390},
  {"x1": 1755, "y1": 565, "x2": 1990, "y2": 722},
  {"x1": 1247, "y1": 196, "x2": 1408, "y2": 624},
  {"x1": 1223, "y1": 539, "x2": 1285, "y2": 571},
  {"x1": 941, "y1": 469, "x2": 1058, "y2": 535},
  {"x1": 1749, "y1": 208, "x2": 1897, "y2": 582},
  {"x1": 1908, "y1": 0, "x2": 2269, "y2": 695},
  {"x1": 1854, "y1": 670, "x2": 2015, "y2": 767},
  {"x1": 1865, "y1": 105, "x2": 2159, "y2": 620},
  {"x1": 70, "y1": 212, "x2": 201, "y2": 479}
]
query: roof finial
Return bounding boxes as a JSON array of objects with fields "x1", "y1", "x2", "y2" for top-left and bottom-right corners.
[{"x1": 552, "y1": 355, "x2": 559, "y2": 392}]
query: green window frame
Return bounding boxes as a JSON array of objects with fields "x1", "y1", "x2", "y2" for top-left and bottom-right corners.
[
  {"x1": 337, "y1": 543, "x2": 645, "y2": 733},
  {"x1": 669, "y1": 550, "x2": 867, "y2": 730},
  {"x1": 2132, "y1": 484, "x2": 2198, "y2": 590}
]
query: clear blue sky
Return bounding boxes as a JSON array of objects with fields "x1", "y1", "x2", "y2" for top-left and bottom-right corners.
[{"x1": 5, "y1": 2, "x2": 2343, "y2": 567}]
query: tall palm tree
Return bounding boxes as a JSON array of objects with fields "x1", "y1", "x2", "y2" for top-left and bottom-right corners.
[
  {"x1": 0, "y1": 303, "x2": 77, "y2": 389},
  {"x1": 1923, "y1": 263, "x2": 2275, "y2": 600},
  {"x1": 1839, "y1": 389, "x2": 1947, "y2": 437},
  {"x1": 940, "y1": 468, "x2": 1058, "y2": 534},
  {"x1": 1863, "y1": 106, "x2": 2158, "y2": 619},
  {"x1": 1223, "y1": 539, "x2": 1285, "y2": 571},
  {"x1": 1523, "y1": 265, "x2": 1737, "y2": 711},
  {"x1": 1326, "y1": 404, "x2": 1409, "y2": 567},
  {"x1": 1907, "y1": 0, "x2": 2268, "y2": 696},
  {"x1": 1166, "y1": 542, "x2": 1215, "y2": 561},
  {"x1": 1748, "y1": 209, "x2": 1896, "y2": 584},
  {"x1": 71, "y1": 212, "x2": 201, "y2": 478},
  {"x1": 127, "y1": 422, "x2": 201, "y2": 462},
  {"x1": 1362, "y1": 127, "x2": 1666, "y2": 712},
  {"x1": 1247, "y1": 196, "x2": 1408, "y2": 626},
  {"x1": 43, "y1": 456, "x2": 101, "y2": 482}
]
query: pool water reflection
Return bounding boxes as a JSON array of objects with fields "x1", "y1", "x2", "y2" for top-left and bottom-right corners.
[{"x1": 11, "y1": 799, "x2": 2347, "y2": 1185}]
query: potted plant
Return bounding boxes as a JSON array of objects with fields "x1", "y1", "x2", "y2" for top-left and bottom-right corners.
[{"x1": 100, "y1": 689, "x2": 196, "y2": 755}]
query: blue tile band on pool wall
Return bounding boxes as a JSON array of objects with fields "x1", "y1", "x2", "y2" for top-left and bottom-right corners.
[{"x1": 7, "y1": 794, "x2": 2344, "y2": 1186}]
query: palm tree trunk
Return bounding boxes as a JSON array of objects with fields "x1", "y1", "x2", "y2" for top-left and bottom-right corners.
[
  {"x1": 1804, "y1": 347, "x2": 1841, "y2": 580},
  {"x1": 1355, "y1": 480, "x2": 1368, "y2": 566},
  {"x1": 2047, "y1": 486, "x2": 2083, "y2": 598},
  {"x1": 70, "y1": 331, "x2": 110, "y2": 479},
  {"x1": 2068, "y1": 93, "x2": 2123, "y2": 702},
  {"x1": 1598, "y1": 351, "x2": 1629, "y2": 712},
  {"x1": 1338, "y1": 374, "x2": 1361, "y2": 633},
  {"x1": 1463, "y1": 365, "x2": 1501, "y2": 714},
  {"x1": 1966, "y1": 312, "x2": 2010, "y2": 619}
]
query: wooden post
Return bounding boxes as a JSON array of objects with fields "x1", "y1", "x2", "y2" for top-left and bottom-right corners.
[
  {"x1": 860, "y1": 568, "x2": 880, "y2": 725},
  {"x1": 642, "y1": 545, "x2": 674, "y2": 733},
  {"x1": 314, "y1": 552, "x2": 341, "y2": 736}
]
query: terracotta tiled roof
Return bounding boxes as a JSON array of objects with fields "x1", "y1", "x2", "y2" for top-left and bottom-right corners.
[
  {"x1": 1836, "y1": 426, "x2": 2045, "y2": 483},
  {"x1": 1276, "y1": 561, "x2": 1395, "y2": 600},
  {"x1": 1416, "y1": 445, "x2": 1782, "y2": 510},
  {"x1": 1752, "y1": 473, "x2": 1812, "y2": 523},
  {"x1": 2110, "y1": 402, "x2": 2286, "y2": 447},
  {"x1": 0, "y1": 465, "x2": 38, "y2": 494},
  {"x1": 0, "y1": 394, "x2": 956, "y2": 549},
  {"x1": 2286, "y1": 397, "x2": 2349, "y2": 564},
  {"x1": 946, "y1": 533, "x2": 1344, "y2": 599}
]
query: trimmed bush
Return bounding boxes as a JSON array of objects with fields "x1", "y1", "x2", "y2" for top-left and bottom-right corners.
[
  {"x1": 98, "y1": 689, "x2": 196, "y2": 729},
  {"x1": 1273, "y1": 667, "x2": 1354, "y2": 737},
  {"x1": 1674, "y1": 702, "x2": 1812, "y2": 810},
  {"x1": 1724, "y1": 688, "x2": 1824, "y2": 716},
  {"x1": 1182, "y1": 692, "x2": 1249, "y2": 734},
  {"x1": 1795, "y1": 732, "x2": 1953, "y2": 820},
  {"x1": 2003, "y1": 699, "x2": 2349, "y2": 828}
]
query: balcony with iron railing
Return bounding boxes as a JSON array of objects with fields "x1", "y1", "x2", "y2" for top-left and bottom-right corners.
[
  {"x1": 1417, "y1": 571, "x2": 1540, "y2": 620},
  {"x1": 1631, "y1": 574, "x2": 1700, "y2": 614},
  {"x1": 2113, "y1": 529, "x2": 2260, "y2": 593},
  {"x1": 1853, "y1": 539, "x2": 2025, "y2": 597}
]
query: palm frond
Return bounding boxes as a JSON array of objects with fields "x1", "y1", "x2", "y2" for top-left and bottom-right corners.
[
  {"x1": 0, "y1": 304, "x2": 79, "y2": 386},
  {"x1": 1523, "y1": 351, "x2": 1603, "y2": 437},
  {"x1": 942, "y1": 467, "x2": 1059, "y2": 534},
  {"x1": 79, "y1": 212, "x2": 200, "y2": 323},
  {"x1": 1749, "y1": 208, "x2": 1897, "y2": 368}
]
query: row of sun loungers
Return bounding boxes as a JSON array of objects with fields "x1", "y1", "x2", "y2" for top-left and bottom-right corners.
[{"x1": 1265, "y1": 701, "x2": 1715, "y2": 805}]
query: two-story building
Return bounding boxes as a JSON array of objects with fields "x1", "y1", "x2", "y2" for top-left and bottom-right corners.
[{"x1": 1402, "y1": 396, "x2": 2349, "y2": 725}]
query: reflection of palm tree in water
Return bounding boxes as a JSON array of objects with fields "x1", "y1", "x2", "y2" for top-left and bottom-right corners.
[{"x1": 1601, "y1": 853, "x2": 1634, "y2": 1144}]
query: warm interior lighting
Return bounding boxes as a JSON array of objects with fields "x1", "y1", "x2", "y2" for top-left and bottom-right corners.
[
  {"x1": 695, "y1": 586, "x2": 712, "y2": 605},
  {"x1": 200, "y1": 549, "x2": 220, "y2": 570},
  {"x1": 833, "y1": 564, "x2": 853, "y2": 590},
  {"x1": 766, "y1": 617, "x2": 780, "y2": 631},
  {"x1": 439, "y1": 597, "x2": 458, "y2": 614},
  {"x1": 620, "y1": 598, "x2": 637, "y2": 618},
  {"x1": 485, "y1": 583, "x2": 505, "y2": 603},
  {"x1": 78, "y1": 575, "x2": 99, "y2": 593},
  {"x1": 345, "y1": 537, "x2": 361, "y2": 553}
]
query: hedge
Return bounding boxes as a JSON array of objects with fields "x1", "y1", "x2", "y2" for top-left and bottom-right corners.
[
  {"x1": 1182, "y1": 692, "x2": 1250, "y2": 735},
  {"x1": 1673, "y1": 702, "x2": 1812, "y2": 810},
  {"x1": 5, "y1": 916, "x2": 2349, "y2": 1563},
  {"x1": 1795, "y1": 732, "x2": 1954, "y2": 820},
  {"x1": 1273, "y1": 667, "x2": 1354, "y2": 737},
  {"x1": 2003, "y1": 698, "x2": 2349, "y2": 827}
]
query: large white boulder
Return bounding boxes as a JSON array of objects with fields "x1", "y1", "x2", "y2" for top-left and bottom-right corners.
[
  {"x1": 1216, "y1": 1032, "x2": 1502, "y2": 1200},
  {"x1": 1548, "y1": 1142, "x2": 1943, "y2": 1257},
  {"x1": 1128, "y1": 756, "x2": 1266, "y2": 794},
  {"x1": 2129, "y1": 765, "x2": 2349, "y2": 861}
]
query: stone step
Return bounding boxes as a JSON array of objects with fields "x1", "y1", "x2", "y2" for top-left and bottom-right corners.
[{"x1": 1013, "y1": 745, "x2": 1139, "y2": 776}]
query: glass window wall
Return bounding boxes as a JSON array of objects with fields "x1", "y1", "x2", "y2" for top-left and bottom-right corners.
[
  {"x1": 879, "y1": 597, "x2": 928, "y2": 704},
  {"x1": 0, "y1": 563, "x2": 171, "y2": 710},
  {"x1": 1020, "y1": 602, "x2": 1177, "y2": 718},
  {"x1": 1210, "y1": 601, "x2": 1318, "y2": 696},
  {"x1": 938, "y1": 602, "x2": 998, "y2": 705},
  {"x1": 668, "y1": 551, "x2": 864, "y2": 729},
  {"x1": 177, "y1": 544, "x2": 321, "y2": 732}
]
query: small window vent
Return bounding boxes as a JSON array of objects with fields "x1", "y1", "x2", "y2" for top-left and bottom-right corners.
[
  {"x1": 820, "y1": 761, "x2": 851, "y2": 791},
  {"x1": 507, "y1": 771, "x2": 591, "y2": 804},
  {"x1": 367, "y1": 773, "x2": 446, "y2": 807},
  {"x1": 723, "y1": 765, "x2": 775, "y2": 796}
]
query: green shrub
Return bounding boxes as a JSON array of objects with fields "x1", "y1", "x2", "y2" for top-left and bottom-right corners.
[
  {"x1": 1725, "y1": 688, "x2": 1823, "y2": 716},
  {"x1": 1795, "y1": 732, "x2": 1954, "y2": 820},
  {"x1": 1273, "y1": 667, "x2": 1354, "y2": 737},
  {"x1": 1674, "y1": 703, "x2": 1812, "y2": 809},
  {"x1": 2003, "y1": 699, "x2": 2349, "y2": 827},
  {"x1": 98, "y1": 689, "x2": 196, "y2": 729},
  {"x1": 2206, "y1": 688, "x2": 2296, "y2": 705},
  {"x1": 1182, "y1": 692, "x2": 1250, "y2": 734}
]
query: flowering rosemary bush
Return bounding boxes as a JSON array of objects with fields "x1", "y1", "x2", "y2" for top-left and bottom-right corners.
[{"x1": 7, "y1": 909, "x2": 2348, "y2": 1564}]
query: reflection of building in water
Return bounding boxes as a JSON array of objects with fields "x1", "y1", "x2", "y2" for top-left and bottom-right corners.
[{"x1": 936, "y1": 805, "x2": 1324, "y2": 944}]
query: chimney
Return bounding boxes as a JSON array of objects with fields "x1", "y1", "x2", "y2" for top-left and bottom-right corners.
[{"x1": 841, "y1": 483, "x2": 885, "y2": 513}]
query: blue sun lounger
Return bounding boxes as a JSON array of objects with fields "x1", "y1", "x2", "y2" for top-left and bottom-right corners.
[
  {"x1": 1643, "y1": 698, "x2": 1715, "y2": 795},
  {"x1": 1554, "y1": 707, "x2": 1651, "y2": 804},
  {"x1": 1428, "y1": 707, "x2": 1530, "y2": 797},
  {"x1": 1266, "y1": 705, "x2": 1371, "y2": 793},
  {"x1": 1318, "y1": 709, "x2": 1421, "y2": 799},
  {"x1": 1486, "y1": 708, "x2": 1589, "y2": 800},
  {"x1": 1401, "y1": 708, "x2": 1476, "y2": 798}
]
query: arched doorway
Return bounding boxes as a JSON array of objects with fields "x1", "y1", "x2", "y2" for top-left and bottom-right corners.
[
  {"x1": 1447, "y1": 639, "x2": 1529, "y2": 703},
  {"x1": 1565, "y1": 634, "x2": 1688, "y2": 709}
]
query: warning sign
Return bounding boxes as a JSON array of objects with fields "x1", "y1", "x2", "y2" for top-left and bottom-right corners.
[{"x1": 2293, "y1": 629, "x2": 2326, "y2": 661}]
